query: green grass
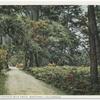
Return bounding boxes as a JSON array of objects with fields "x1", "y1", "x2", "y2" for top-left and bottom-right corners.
[
  {"x1": 26, "y1": 66, "x2": 100, "y2": 95},
  {"x1": 0, "y1": 73, "x2": 7, "y2": 95}
]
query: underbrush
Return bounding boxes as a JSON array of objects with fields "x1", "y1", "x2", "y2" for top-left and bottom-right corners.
[
  {"x1": 0, "y1": 73, "x2": 7, "y2": 95},
  {"x1": 26, "y1": 66, "x2": 100, "y2": 95}
]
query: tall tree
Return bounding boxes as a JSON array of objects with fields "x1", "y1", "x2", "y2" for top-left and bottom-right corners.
[
  {"x1": 88, "y1": 5, "x2": 98, "y2": 85},
  {"x1": 95, "y1": 6, "x2": 100, "y2": 65}
]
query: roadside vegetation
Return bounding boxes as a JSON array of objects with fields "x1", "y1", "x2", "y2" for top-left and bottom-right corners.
[
  {"x1": 0, "y1": 73, "x2": 7, "y2": 95},
  {"x1": 0, "y1": 49, "x2": 8, "y2": 94},
  {"x1": 26, "y1": 66, "x2": 100, "y2": 95}
]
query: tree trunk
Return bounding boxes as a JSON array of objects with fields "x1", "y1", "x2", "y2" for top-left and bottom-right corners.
[
  {"x1": 95, "y1": 6, "x2": 100, "y2": 65},
  {"x1": 29, "y1": 50, "x2": 34, "y2": 67},
  {"x1": 24, "y1": 6, "x2": 39, "y2": 21},
  {"x1": 34, "y1": 52, "x2": 39, "y2": 67},
  {"x1": 25, "y1": 51, "x2": 28, "y2": 68},
  {"x1": 0, "y1": 36, "x2": 2, "y2": 45},
  {"x1": 24, "y1": 41, "x2": 30, "y2": 68},
  {"x1": 31, "y1": 6, "x2": 39, "y2": 21},
  {"x1": 88, "y1": 5, "x2": 98, "y2": 85},
  {"x1": 95, "y1": 33, "x2": 100, "y2": 65}
]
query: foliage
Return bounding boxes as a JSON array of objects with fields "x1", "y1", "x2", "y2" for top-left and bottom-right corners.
[
  {"x1": 27, "y1": 66, "x2": 100, "y2": 95},
  {"x1": 31, "y1": 20, "x2": 80, "y2": 66},
  {"x1": 0, "y1": 73, "x2": 7, "y2": 94},
  {"x1": 0, "y1": 49, "x2": 7, "y2": 71},
  {"x1": 2, "y1": 16, "x2": 29, "y2": 45},
  {"x1": 8, "y1": 50, "x2": 25, "y2": 66},
  {"x1": 0, "y1": 6, "x2": 89, "y2": 67},
  {"x1": 47, "y1": 21, "x2": 80, "y2": 65},
  {"x1": 32, "y1": 20, "x2": 49, "y2": 47}
]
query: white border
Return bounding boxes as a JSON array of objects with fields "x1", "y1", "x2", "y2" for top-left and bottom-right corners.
[
  {"x1": 0, "y1": 0, "x2": 100, "y2": 5},
  {"x1": 0, "y1": 95, "x2": 100, "y2": 99}
]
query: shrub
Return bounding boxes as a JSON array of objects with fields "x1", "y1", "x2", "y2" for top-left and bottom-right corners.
[
  {"x1": 0, "y1": 49, "x2": 7, "y2": 71},
  {"x1": 27, "y1": 66, "x2": 100, "y2": 95},
  {"x1": 0, "y1": 73, "x2": 7, "y2": 94}
]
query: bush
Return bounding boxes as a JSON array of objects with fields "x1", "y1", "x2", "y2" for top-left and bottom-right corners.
[
  {"x1": 0, "y1": 73, "x2": 7, "y2": 94},
  {"x1": 0, "y1": 49, "x2": 7, "y2": 71},
  {"x1": 27, "y1": 66, "x2": 100, "y2": 95}
]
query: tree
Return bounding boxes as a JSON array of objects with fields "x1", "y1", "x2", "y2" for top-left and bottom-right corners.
[
  {"x1": 95, "y1": 6, "x2": 100, "y2": 65},
  {"x1": 88, "y1": 5, "x2": 98, "y2": 85}
]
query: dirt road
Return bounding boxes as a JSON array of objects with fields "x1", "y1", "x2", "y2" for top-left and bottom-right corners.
[{"x1": 6, "y1": 67, "x2": 65, "y2": 95}]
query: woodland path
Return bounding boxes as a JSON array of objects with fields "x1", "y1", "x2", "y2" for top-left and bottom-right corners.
[{"x1": 6, "y1": 67, "x2": 65, "y2": 95}]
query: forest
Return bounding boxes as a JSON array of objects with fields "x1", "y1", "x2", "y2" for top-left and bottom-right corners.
[{"x1": 0, "y1": 5, "x2": 100, "y2": 95}]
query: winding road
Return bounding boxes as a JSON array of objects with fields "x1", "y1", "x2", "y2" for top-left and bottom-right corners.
[{"x1": 6, "y1": 67, "x2": 65, "y2": 95}]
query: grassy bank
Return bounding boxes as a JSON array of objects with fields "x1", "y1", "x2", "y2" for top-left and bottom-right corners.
[
  {"x1": 0, "y1": 73, "x2": 7, "y2": 95},
  {"x1": 26, "y1": 66, "x2": 100, "y2": 95}
]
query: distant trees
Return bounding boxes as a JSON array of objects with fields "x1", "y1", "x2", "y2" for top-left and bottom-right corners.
[
  {"x1": 39, "y1": 6, "x2": 87, "y2": 65},
  {"x1": 0, "y1": 5, "x2": 99, "y2": 75},
  {"x1": 0, "y1": 6, "x2": 89, "y2": 68}
]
